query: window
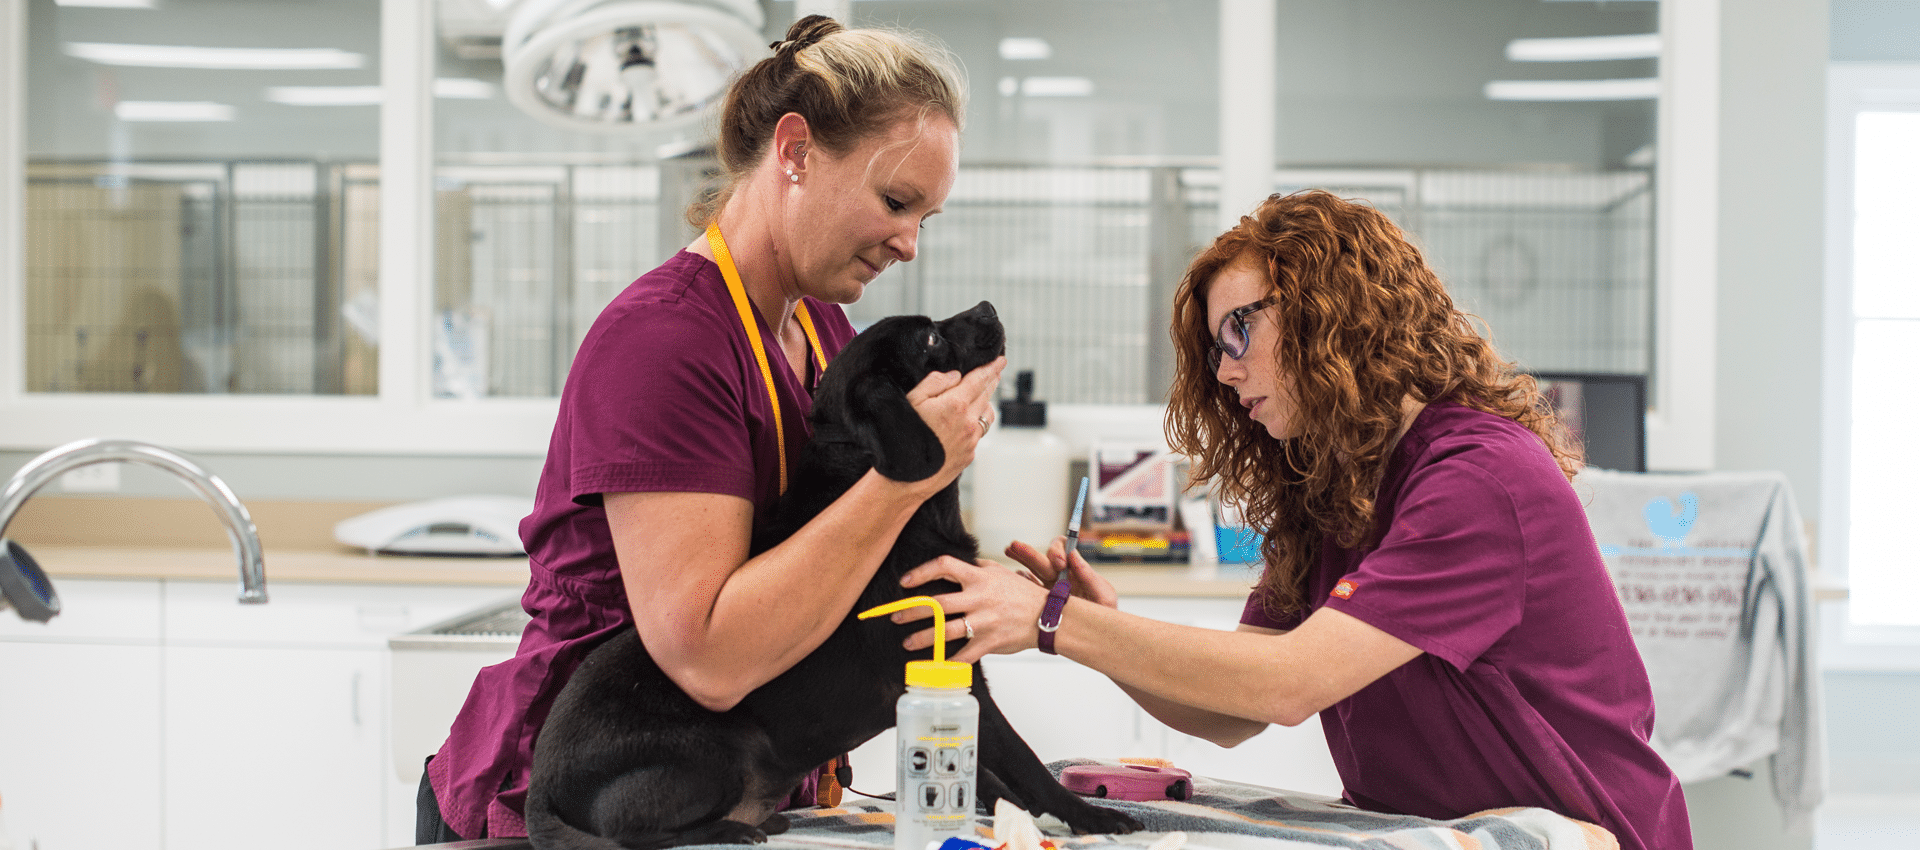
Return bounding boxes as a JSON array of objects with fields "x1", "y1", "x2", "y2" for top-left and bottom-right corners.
[
  {"x1": 20, "y1": 0, "x2": 382, "y2": 396},
  {"x1": 1829, "y1": 65, "x2": 1920, "y2": 628},
  {"x1": 3, "y1": 0, "x2": 1670, "y2": 456}
]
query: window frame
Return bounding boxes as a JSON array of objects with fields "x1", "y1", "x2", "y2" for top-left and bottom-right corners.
[
  {"x1": 1819, "y1": 61, "x2": 1920, "y2": 664},
  {"x1": 0, "y1": 0, "x2": 557, "y2": 456}
]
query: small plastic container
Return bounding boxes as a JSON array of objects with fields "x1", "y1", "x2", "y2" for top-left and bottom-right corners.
[
  {"x1": 858, "y1": 597, "x2": 978, "y2": 850},
  {"x1": 1213, "y1": 499, "x2": 1262, "y2": 564}
]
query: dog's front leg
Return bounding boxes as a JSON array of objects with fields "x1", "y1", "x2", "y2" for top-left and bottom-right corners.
[
  {"x1": 977, "y1": 766, "x2": 1025, "y2": 814},
  {"x1": 972, "y1": 678, "x2": 1142, "y2": 835}
]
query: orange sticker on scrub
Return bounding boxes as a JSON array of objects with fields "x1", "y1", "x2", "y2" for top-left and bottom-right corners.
[{"x1": 1332, "y1": 579, "x2": 1357, "y2": 599}]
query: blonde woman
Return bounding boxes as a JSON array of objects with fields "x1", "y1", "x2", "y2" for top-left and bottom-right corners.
[{"x1": 423, "y1": 16, "x2": 1003, "y2": 842}]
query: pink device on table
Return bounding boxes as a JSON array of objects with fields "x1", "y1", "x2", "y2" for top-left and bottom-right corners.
[{"x1": 1060, "y1": 762, "x2": 1193, "y2": 801}]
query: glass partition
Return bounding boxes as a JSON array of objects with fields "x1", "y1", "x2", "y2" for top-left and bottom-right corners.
[
  {"x1": 21, "y1": 0, "x2": 381, "y2": 395},
  {"x1": 16, "y1": 0, "x2": 1657, "y2": 410}
]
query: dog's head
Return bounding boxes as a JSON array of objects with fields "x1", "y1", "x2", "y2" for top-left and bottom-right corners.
[{"x1": 810, "y1": 301, "x2": 1005, "y2": 483}]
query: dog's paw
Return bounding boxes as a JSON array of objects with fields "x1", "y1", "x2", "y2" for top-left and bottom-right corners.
[
  {"x1": 1062, "y1": 804, "x2": 1144, "y2": 835},
  {"x1": 757, "y1": 814, "x2": 791, "y2": 836},
  {"x1": 678, "y1": 819, "x2": 771, "y2": 846}
]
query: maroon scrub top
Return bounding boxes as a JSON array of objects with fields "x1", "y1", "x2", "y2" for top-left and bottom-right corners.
[
  {"x1": 429, "y1": 250, "x2": 857, "y2": 839},
  {"x1": 1243, "y1": 402, "x2": 1693, "y2": 850}
]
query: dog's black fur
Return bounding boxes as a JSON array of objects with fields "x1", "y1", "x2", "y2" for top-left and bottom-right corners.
[{"x1": 524, "y1": 302, "x2": 1142, "y2": 850}]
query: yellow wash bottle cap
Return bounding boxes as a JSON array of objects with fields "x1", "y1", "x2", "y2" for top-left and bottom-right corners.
[{"x1": 857, "y1": 595, "x2": 972, "y2": 689}]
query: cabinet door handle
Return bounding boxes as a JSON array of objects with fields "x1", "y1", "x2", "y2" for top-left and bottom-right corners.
[{"x1": 351, "y1": 670, "x2": 363, "y2": 726}]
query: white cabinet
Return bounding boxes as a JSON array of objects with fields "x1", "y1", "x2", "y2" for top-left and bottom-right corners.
[
  {"x1": 159, "y1": 579, "x2": 506, "y2": 850},
  {"x1": 0, "y1": 573, "x2": 508, "y2": 850},
  {"x1": 848, "y1": 595, "x2": 1342, "y2": 800},
  {"x1": 162, "y1": 644, "x2": 385, "y2": 850},
  {"x1": 0, "y1": 641, "x2": 165, "y2": 850},
  {"x1": 0, "y1": 578, "x2": 163, "y2": 850}
]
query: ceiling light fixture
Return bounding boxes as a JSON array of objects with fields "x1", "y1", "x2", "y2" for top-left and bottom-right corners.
[
  {"x1": 1506, "y1": 33, "x2": 1660, "y2": 62},
  {"x1": 502, "y1": 0, "x2": 765, "y2": 139},
  {"x1": 265, "y1": 79, "x2": 498, "y2": 106},
  {"x1": 115, "y1": 101, "x2": 236, "y2": 121},
  {"x1": 1484, "y1": 78, "x2": 1659, "y2": 101},
  {"x1": 998, "y1": 37, "x2": 1051, "y2": 61},
  {"x1": 1020, "y1": 76, "x2": 1094, "y2": 97},
  {"x1": 65, "y1": 42, "x2": 364, "y2": 70},
  {"x1": 434, "y1": 78, "x2": 497, "y2": 100},
  {"x1": 266, "y1": 86, "x2": 382, "y2": 106}
]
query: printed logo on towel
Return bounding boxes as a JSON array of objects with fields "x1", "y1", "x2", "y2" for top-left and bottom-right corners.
[{"x1": 1332, "y1": 579, "x2": 1357, "y2": 600}]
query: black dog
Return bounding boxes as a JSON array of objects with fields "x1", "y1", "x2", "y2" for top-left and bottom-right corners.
[{"x1": 525, "y1": 302, "x2": 1142, "y2": 850}]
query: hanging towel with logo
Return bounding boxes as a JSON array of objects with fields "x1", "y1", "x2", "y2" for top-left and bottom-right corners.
[{"x1": 1575, "y1": 468, "x2": 1825, "y2": 829}]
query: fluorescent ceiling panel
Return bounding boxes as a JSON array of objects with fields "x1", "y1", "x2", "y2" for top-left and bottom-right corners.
[
  {"x1": 1484, "y1": 78, "x2": 1659, "y2": 101},
  {"x1": 434, "y1": 78, "x2": 496, "y2": 99},
  {"x1": 116, "y1": 101, "x2": 236, "y2": 121},
  {"x1": 1506, "y1": 33, "x2": 1660, "y2": 62},
  {"x1": 1020, "y1": 76, "x2": 1093, "y2": 97},
  {"x1": 65, "y1": 42, "x2": 365, "y2": 69},
  {"x1": 998, "y1": 37, "x2": 1051, "y2": 61},
  {"x1": 265, "y1": 86, "x2": 382, "y2": 106},
  {"x1": 265, "y1": 79, "x2": 495, "y2": 105}
]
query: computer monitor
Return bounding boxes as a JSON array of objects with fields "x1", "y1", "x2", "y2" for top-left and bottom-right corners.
[{"x1": 1531, "y1": 372, "x2": 1648, "y2": 472}]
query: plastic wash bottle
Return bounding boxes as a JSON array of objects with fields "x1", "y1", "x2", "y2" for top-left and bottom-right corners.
[
  {"x1": 970, "y1": 370, "x2": 1071, "y2": 559},
  {"x1": 857, "y1": 596, "x2": 978, "y2": 850}
]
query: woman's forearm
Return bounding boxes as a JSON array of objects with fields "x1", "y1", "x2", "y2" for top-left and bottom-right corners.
[
  {"x1": 1055, "y1": 600, "x2": 1319, "y2": 727},
  {"x1": 614, "y1": 470, "x2": 931, "y2": 710},
  {"x1": 1115, "y1": 679, "x2": 1272, "y2": 746},
  {"x1": 1050, "y1": 600, "x2": 1421, "y2": 730}
]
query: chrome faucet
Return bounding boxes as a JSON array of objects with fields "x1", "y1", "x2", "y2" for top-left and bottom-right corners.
[{"x1": 0, "y1": 438, "x2": 267, "y2": 604}]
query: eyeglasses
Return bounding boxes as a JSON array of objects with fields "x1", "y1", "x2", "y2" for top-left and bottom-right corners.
[{"x1": 1207, "y1": 296, "x2": 1277, "y2": 371}]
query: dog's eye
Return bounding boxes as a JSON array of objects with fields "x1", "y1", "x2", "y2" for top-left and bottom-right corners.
[{"x1": 926, "y1": 331, "x2": 942, "y2": 348}]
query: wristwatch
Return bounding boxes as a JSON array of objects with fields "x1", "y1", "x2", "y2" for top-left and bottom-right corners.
[{"x1": 1037, "y1": 575, "x2": 1072, "y2": 654}]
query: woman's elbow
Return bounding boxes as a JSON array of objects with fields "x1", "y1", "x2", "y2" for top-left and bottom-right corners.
[
  {"x1": 1257, "y1": 692, "x2": 1323, "y2": 731},
  {"x1": 1199, "y1": 722, "x2": 1267, "y2": 748},
  {"x1": 1201, "y1": 710, "x2": 1306, "y2": 748},
  {"x1": 671, "y1": 667, "x2": 750, "y2": 712},
  {"x1": 648, "y1": 636, "x2": 753, "y2": 711}
]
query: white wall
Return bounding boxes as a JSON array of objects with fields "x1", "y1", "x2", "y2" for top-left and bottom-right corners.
[{"x1": 1711, "y1": 0, "x2": 1829, "y2": 514}]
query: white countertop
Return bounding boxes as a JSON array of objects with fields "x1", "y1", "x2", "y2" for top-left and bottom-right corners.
[
  {"x1": 28, "y1": 543, "x2": 1263, "y2": 598},
  {"x1": 31, "y1": 543, "x2": 1838, "y2": 601}
]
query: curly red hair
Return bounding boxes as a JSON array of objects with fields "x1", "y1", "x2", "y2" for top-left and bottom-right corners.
[{"x1": 1165, "y1": 190, "x2": 1582, "y2": 616}]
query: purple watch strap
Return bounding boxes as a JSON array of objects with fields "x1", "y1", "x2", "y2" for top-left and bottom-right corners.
[{"x1": 1037, "y1": 575, "x2": 1071, "y2": 654}]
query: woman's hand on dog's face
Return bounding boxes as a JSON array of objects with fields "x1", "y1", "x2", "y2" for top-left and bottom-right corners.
[
  {"x1": 895, "y1": 554, "x2": 1046, "y2": 663},
  {"x1": 903, "y1": 356, "x2": 1006, "y2": 495}
]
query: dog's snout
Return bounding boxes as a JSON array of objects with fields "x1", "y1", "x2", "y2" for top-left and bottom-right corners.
[{"x1": 973, "y1": 301, "x2": 996, "y2": 320}]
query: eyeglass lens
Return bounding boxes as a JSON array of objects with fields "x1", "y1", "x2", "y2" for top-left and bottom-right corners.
[{"x1": 1208, "y1": 303, "x2": 1260, "y2": 370}]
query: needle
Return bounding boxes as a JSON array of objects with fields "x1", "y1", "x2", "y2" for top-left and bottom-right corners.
[{"x1": 1067, "y1": 476, "x2": 1090, "y2": 545}]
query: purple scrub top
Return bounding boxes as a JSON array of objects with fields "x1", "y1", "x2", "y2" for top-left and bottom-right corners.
[
  {"x1": 429, "y1": 250, "x2": 857, "y2": 839},
  {"x1": 1243, "y1": 402, "x2": 1692, "y2": 850}
]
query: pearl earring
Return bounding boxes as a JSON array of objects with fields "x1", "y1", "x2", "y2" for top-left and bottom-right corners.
[{"x1": 787, "y1": 169, "x2": 799, "y2": 183}]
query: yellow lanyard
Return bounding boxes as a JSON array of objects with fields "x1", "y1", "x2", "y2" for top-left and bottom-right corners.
[{"x1": 706, "y1": 222, "x2": 827, "y2": 494}]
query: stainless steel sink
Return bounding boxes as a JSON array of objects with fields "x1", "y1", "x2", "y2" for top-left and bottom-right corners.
[
  {"x1": 389, "y1": 598, "x2": 528, "y2": 652},
  {"x1": 389, "y1": 598, "x2": 525, "y2": 783}
]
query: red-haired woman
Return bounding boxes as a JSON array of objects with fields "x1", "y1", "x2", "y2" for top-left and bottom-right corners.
[{"x1": 902, "y1": 190, "x2": 1693, "y2": 850}]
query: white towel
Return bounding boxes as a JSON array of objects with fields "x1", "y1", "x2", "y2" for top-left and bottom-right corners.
[{"x1": 1575, "y1": 468, "x2": 1826, "y2": 830}]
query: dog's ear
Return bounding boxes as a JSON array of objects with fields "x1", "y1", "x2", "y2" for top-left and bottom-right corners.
[
  {"x1": 836, "y1": 320, "x2": 946, "y2": 483},
  {"x1": 847, "y1": 373, "x2": 945, "y2": 483}
]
